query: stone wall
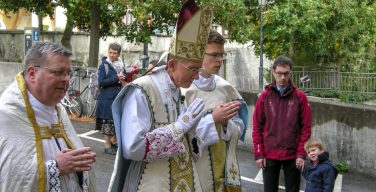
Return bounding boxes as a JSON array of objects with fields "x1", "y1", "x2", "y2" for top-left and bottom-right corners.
[{"x1": 239, "y1": 91, "x2": 376, "y2": 178}]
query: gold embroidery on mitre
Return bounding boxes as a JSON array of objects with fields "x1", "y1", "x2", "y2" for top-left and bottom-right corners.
[
  {"x1": 170, "y1": 5, "x2": 213, "y2": 62},
  {"x1": 171, "y1": 137, "x2": 194, "y2": 192}
]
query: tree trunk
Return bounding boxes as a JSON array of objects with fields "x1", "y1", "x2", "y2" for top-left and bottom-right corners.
[
  {"x1": 88, "y1": 2, "x2": 101, "y2": 68},
  {"x1": 38, "y1": 15, "x2": 43, "y2": 31},
  {"x1": 288, "y1": 41, "x2": 294, "y2": 59},
  {"x1": 61, "y1": 16, "x2": 74, "y2": 51}
]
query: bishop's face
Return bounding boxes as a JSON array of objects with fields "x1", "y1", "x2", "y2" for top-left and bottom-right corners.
[{"x1": 167, "y1": 58, "x2": 202, "y2": 88}]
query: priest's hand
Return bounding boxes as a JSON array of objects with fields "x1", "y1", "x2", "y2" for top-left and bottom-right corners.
[
  {"x1": 212, "y1": 100, "x2": 241, "y2": 125},
  {"x1": 175, "y1": 98, "x2": 205, "y2": 133},
  {"x1": 54, "y1": 147, "x2": 96, "y2": 175}
]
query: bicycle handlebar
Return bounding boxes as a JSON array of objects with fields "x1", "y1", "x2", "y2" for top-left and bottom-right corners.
[{"x1": 82, "y1": 69, "x2": 95, "y2": 80}]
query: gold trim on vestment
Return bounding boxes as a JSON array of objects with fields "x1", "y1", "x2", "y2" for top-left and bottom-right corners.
[
  {"x1": 16, "y1": 72, "x2": 78, "y2": 191},
  {"x1": 56, "y1": 107, "x2": 76, "y2": 150},
  {"x1": 170, "y1": 136, "x2": 194, "y2": 192},
  {"x1": 224, "y1": 185, "x2": 241, "y2": 192},
  {"x1": 209, "y1": 123, "x2": 227, "y2": 191},
  {"x1": 208, "y1": 123, "x2": 241, "y2": 192},
  {"x1": 224, "y1": 125, "x2": 241, "y2": 192},
  {"x1": 133, "y1": 75, "x2": 196, "y2": 191},
  {"x1": 40, "y1": 123, "x2": 66, "y2": 139},
  {"x1": 16, "y1": 72, "x2": 46, "y2": 192}
]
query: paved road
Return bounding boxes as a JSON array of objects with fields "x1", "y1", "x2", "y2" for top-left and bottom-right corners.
[{"x1": 73, "y1": 120, "x2": 376, "y2": 192}]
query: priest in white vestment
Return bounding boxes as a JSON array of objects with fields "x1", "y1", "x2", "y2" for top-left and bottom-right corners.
[
  {"x1": 184, "y1": 30, "x2": 249, "y2": 192},
  {"x1": 0, "y1": 42, "x2": 96, "y2": 192},
  {"x1": 108, "y1": 1, "x2": 215, "y2": 191}
]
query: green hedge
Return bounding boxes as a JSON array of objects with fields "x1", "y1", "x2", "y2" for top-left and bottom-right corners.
[{"x1": 308, "y1": 89, "x2": 376, "y2": 104}]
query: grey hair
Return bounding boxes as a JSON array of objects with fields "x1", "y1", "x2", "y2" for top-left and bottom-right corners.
[
  {"x1": 24, "y1": 42, "x2": 72, "y2": 70},
  {"x1": 108, "y1": 42, "x2": 122, "y2": 54}
]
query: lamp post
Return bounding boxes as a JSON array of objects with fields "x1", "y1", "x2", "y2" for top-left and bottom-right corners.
[
  {"x1": 141, "y1": 14, "x2": 153, "y2": 69},
  {"x1": 258, "y1": 0, "x2": 265, "y2": 91}
]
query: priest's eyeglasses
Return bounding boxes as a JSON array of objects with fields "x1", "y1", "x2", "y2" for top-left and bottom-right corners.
[
  {"x1": 35, "y1": 66, "x2": 72, "y2": 77},
  {"x1": 180, "y1": 63, "x2": 203, "y2": 74},
  {"x1": 275, "y1": 71, "x2": 291, "y2": 77}
]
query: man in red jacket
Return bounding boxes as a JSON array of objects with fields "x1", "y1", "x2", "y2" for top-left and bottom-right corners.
[{"x1": 252, "y1": 55, "x2": 312, "y2": 192}]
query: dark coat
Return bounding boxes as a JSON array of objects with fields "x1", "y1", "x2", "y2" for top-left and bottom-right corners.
[
  {"x1": 303, "y1": 151, "x2": 339, "y2": 192},
  {"x1": 96, "y1": 57, "x2": 121, "y2": 120},
  {"x1": 252, "y1": 80, "x2": 312, "y2": 160}
]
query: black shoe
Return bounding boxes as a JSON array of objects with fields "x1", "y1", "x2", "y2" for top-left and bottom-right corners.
[
  {"x1": 104, "y1": 147, "x2": 116, "y2": 155},
  {"x1": 111, "y1": 143, "x2": 118, "y2": 151}
]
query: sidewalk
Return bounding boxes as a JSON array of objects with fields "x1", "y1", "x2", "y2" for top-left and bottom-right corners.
[{"x1": 241, "y1": 144, "x2": 376, "y2": 192}]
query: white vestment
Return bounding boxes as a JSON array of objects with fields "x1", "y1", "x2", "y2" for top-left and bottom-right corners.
[
  {"x1": 184, "y1": 74, "x2": 248, "y2": 192},
  {"x1": 0, "y1": 73, "x2": 94, "y2": 192},
  {"x1": 108, "y1": 67, "x2": 217, "y2": 192}
]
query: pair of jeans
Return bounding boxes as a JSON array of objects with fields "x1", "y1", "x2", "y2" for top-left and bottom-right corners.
[{"x1": 263, "y1": 158, "x2": 300, "y2": 192}]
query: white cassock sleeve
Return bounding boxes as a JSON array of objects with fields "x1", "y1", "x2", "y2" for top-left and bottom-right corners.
[
  {"x1": 194, "y1": 113, "x2": 219, "y2": 147},
  {"x1": 120, "y1": 87, "x2": 186, "y2": 162}
]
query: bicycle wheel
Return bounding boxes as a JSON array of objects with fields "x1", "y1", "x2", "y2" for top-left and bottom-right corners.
[
  {"x1": 82, "y1": 87, "x2": 97, "y2": 117},
  {"x1": 67, "y1": 95, "x2": 84, "y2": 117}
]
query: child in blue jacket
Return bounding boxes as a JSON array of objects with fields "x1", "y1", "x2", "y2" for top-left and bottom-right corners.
[{"x1": 302, "y1": 138, "x2": 339, "y2": 192}]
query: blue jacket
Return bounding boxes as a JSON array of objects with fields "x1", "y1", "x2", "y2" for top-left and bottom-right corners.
[
  {"x1": 96, "y1": 57, "x2": 121, "y2": 120},
  {"x1": 302, "y1": 151, "x2": 339, "y2": 192}
]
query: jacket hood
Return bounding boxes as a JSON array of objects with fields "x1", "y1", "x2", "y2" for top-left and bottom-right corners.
[{"x1": 318, "y1": 151, "x2": 330, "y2": 163}]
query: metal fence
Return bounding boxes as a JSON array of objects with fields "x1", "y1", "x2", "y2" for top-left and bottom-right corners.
[{"x1": 287, "y1": 70, "x2": 376, "y2": 93}]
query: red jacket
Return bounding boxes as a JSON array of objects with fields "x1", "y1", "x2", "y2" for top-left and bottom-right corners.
[{"x1": 252, "y1": 81, "x2": 312, "y2": 160}]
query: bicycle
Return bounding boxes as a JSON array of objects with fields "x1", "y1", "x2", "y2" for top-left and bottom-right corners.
[
  {"x1": 80, "y1": 68, "x2": 97, "y2": 117},
  {"x1": 299, "y1": 75, "x2": 312, "y2": 94},
  {"x1": 60, "y1": 67, "x2": 84, "y2": 117}
]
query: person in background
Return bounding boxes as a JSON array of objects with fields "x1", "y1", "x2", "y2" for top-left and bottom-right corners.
[
  {"x1": 96, "y1": 42, "x2": 125, "y2": 155},
  {"x1": 0, "y1": 42, "x2": 96, "y2": 191},
  {"x1": 302, "y1": 138, "x2": 338, "y2": 192},
  {"x1": 147, "y1": 59, "x2": 159, "y2": 71},
  {"x1": 184, "y1": 29, "x2": 248, "y2": 191},
  {"x1": 145, "y1": 59, "x2": 167, "y2": 75},
  {"x1": 108, "y1": 0, "x2": 214, "y2": 191},
  {"x1": 252, "y1": 55, "x2": 312, "y2": 192}
]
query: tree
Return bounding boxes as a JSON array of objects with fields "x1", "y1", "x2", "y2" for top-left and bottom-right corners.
[
  {"x1": 0, "y1": 0, "x2": 128, "y2": 67},
  {"x1": 115, "y1": 0, "x2": 252, "y2": 44},
  {"x1": 246, "y1": 0, "x2": 376, "y2": 71},
  {"x1": 0, "y1": 0, "x2": 56, "y2": 31},
  {"x1": 0, "y1": 0, "x2": 254, "y2": 67},
  {"x1": 57, "y1": 0, "x2": 128, "y2": 67}
]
